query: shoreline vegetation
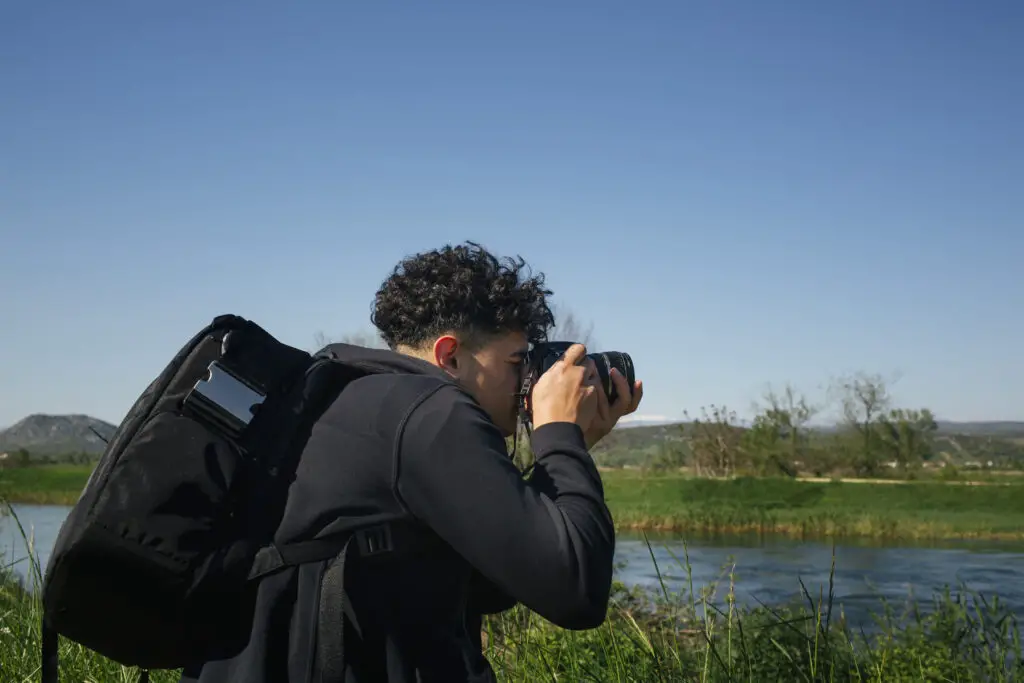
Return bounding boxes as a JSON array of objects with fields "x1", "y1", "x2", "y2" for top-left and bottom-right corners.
[
  {"x1": 2, "y1": 502, "x2": 1022, "y2": 682},
  {"x1": 5, "y1": 464, "x2": 1024, "y2": 542}
]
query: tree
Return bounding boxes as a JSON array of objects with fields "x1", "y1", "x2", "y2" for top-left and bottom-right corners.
[
  {"x1": 831, "y1": 372, "x2": 892, "y2": 476},
  {"x1": 547, "y1": 304, "x2": 597, "y2": 348},
  {"x1": 311, "y1": 330, "x2": 332, "y2": 352},
  {"x1": 744, "y1": 384, "x2": 818, "y2": 475},
  {"x1": 311, "y1": 329, "x2": 388, "y2": 351},
  {"x1": 682, "y1": 405, "x2": 746, "y2": 478},
  {"x1": 340, "y1": 330, "x2": 389, "y2": 349},
  {"x1": 876, "y1": 408, "x2": 938, "y2": 472}
]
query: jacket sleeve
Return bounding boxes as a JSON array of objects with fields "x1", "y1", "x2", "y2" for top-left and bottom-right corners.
[
  {"x1": 393, "y1": 385, "x2": 615, "y2": 630},
  {"x1": 466, "y1": 568, "x2": 518, "y2": 615}
]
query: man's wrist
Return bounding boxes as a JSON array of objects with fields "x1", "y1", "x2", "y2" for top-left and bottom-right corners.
[{"x1": 531, "y1": 421, "x2": 587, "y2": 456}]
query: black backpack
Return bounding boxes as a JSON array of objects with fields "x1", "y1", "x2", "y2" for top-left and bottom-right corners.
[{"x1": 40, "y1": 314, "x2": 418, "y2": 682}]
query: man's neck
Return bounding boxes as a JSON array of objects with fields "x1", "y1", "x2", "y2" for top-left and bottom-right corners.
[{"x1": 394, "y1": 344, "x2": 433, "y2": 365}]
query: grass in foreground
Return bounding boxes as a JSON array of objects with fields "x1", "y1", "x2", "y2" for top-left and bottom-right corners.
[
  {"x1": 3, "y1": 503, "x2": 1023, "y2": 682},
  {"x1": 602, "y1": 470, "x2": 1024, "y2": 540}
]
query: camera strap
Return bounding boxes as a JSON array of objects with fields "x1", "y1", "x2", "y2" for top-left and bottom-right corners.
[{"x1": 510, "y1": 371, "x2": 539, "y2": 477}]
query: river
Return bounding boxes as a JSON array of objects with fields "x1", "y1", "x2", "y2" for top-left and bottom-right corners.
[{"x1": 5, "y1": 504, "x2": 1024, "y2": 630}]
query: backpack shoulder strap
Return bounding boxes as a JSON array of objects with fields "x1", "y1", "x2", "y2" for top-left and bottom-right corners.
[
  {"x1": 248, "y1": 516, "x2": 436, "y2": 580},
  {"x1": 245, "y1": 518, "x2": 435, "y2": 683},
  {"x1": 315, "y1": 535, "x2": 353, "y2": 683}
]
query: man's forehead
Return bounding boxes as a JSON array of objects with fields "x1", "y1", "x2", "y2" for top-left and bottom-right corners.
[{"x1": 485, "y1": 331, "x2": 529, "y2": 355}]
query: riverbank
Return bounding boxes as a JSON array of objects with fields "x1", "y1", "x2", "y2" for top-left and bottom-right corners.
[
  {"x1": 601, "y1": 469, "x2": 1024, "y2": 541},
  {"x1": 6, "y1": 465, "x2": 1024, "y2": 542},
  {"x1": 0, "y1": 465, "x2": 91, "y2": 506},
  {"x1": 3, "y1": 537, "x2": 1021, "y2": 682}
]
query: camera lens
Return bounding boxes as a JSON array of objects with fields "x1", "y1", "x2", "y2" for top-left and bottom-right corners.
[
  {"x1": 525, "y1": 342, "x2": 635, "y2": 405},
  {"x1": 589, "y1": 351, "x2": 635, "y2": 404}
]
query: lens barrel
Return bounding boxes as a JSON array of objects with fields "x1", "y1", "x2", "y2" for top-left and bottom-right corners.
[{"x1": 590, "y1": 351, "x2": 635, "y2": 404}]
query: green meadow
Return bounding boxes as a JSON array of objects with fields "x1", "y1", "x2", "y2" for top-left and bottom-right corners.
[
  {"x1": 601, "y1": 469, "x2": 1024, "y2": 541},
  {"x1": 6, "y1": 464, "x2": 1024, "y2": 541}
]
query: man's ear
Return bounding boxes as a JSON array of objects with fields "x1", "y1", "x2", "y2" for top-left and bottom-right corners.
[{"x1": 432, "y1": 335, "x2": 460, "y2": 374}]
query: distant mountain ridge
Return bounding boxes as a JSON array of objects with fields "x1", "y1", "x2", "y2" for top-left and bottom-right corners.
[
  {"x1": 615, "y1": 419, "x2": 1024, "y2": 437},
  {"x1": 934, "y1": 421, "x2": 1024, "y2": 437},
  {"x1": 0, "y1": 414, "x2": 117, "y2": 455}
]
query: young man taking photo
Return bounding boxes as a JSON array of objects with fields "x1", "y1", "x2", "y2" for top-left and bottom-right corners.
[{"x1": 181, "y1": 241, "x2": 644, "y2": 683}]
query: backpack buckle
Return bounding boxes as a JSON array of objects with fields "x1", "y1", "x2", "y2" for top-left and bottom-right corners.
[{"x1": 355, "y1": 524, "x2": 393, "y2": 557}]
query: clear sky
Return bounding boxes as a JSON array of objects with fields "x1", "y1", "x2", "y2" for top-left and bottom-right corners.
[{"x1": 2, "y1": 1, "x2": 1022, "y2": 429}]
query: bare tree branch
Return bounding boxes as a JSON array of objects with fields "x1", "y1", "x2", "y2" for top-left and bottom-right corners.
[
  {"x1": 311, "y1": 329, "x2": 388, "y2": 351},
  {"x1": 340, "y1": 330, "x2": 389, "y2": 349},
  {"x1": 311, "y1": 330, "x2": 333, "y2": 352},
  {"x1": 547, "y1": 304, "x2": 598, "y2": 348},
  {"x1": 827, "y1": 371, "x2": 895, "y2": 476}
]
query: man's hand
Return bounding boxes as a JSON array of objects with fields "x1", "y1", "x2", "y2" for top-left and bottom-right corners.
[
  {"x1": 583, "y1": 365, "x2": 644, "y2": 450},
  {"x1": 530, "y1": 343, "x2": 600, "y2": 432}
]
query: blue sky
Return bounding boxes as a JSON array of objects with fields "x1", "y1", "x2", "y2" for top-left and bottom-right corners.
[{"x1": 2, "y1": 1, "x2": 1022, "y2": 429}]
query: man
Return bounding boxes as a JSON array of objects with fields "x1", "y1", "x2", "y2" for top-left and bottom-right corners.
[{"x1": 181, "y1": 242, "x2": 643, "y2": 682}]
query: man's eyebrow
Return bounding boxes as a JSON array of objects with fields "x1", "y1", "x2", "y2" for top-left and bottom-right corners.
[{"x1": 510, "y1": 349, "x2": 529, "y2": 360}]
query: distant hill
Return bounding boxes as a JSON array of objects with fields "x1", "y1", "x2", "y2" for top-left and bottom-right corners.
[
  {"x1": 0, "y1": 414, "x2": 117, "y2": 456},
  {"x1": 596, "y1": 422, "x2": 683, "y2": 450},
  {"x1": 609, "y1": 420, "x2": 1024, "y2": 438},
  {"x1": 934, "y1": 421, "x2": 1024, "y2": 438},
  {"x1": 796, "y1": 421, "x2": 1024, "y2": 438},
  {"x1": 590, "y1": 419, "x2": 1024, "y2": 468}
]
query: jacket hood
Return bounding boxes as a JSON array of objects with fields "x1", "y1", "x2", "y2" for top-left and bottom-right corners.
[{"x1": 315, "y1": 342, "x2": 453, "y2": 382}]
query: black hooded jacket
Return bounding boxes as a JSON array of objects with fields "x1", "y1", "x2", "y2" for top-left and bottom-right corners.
[{"x1": 179, "y1": 344, "x2": 616, "y2": 683}]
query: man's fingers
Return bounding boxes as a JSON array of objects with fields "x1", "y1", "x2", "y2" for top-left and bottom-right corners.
[
  {"x1": 592, "y1": 367, "x2": 611, "y2": 418},
  {"x1": 629, "y1": 380, "x2": 644, "y2": 413},
  {"x1": 559, "y1": 343, "x2": 588, "y2": 368},
  {"x1": 608, "y1": 369, "x2": 632, "y2": 413},
  {"x1": 611, "y1": 374, "x2": 643, "y2": 416}
]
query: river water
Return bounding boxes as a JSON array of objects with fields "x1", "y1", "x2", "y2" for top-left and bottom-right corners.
[{"x1": 5, "y1": 504, "x2": 1024, "y2": 630}]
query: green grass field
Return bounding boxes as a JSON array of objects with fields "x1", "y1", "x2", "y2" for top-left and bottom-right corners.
[
  {"x1": 600, "y1": 469, "x2": 1024, "y2": 540},
  {"x1": 0, "y1": 465, "x2": 90, "y2": 505},
  {"x1": 5, "y1": 464, "x2": 1024, "y2": 541}
]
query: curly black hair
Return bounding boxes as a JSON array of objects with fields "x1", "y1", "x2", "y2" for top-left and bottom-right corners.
[{"x1": 371, "y1": 241, "x2": 556, "y2": 350}]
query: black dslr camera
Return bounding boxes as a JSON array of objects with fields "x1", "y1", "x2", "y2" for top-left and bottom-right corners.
[{"x1": 521, "y1": 341, "x2": 636, "y2": 406}]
